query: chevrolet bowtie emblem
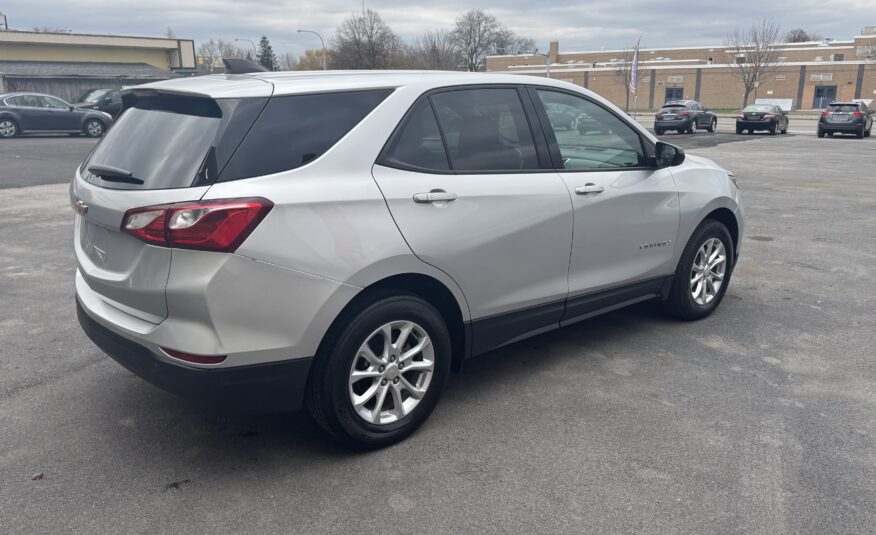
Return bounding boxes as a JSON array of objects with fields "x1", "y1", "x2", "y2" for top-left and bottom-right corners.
[{"x1": 74, "y1": 200, "x2": 89, "y2": 215}]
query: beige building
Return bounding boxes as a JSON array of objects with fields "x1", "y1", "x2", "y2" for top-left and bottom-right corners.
[
  {"x1": 486, "y1": 30, "x2": 876, "y2": 111},
  {"x1": 0, "y1": 29, "x2": 196, "y2": 102}
]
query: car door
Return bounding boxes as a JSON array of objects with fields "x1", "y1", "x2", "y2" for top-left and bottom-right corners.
[
  {"x1": 39, "y1": 96, "x2": 81, "y2": 131},
  {"x1": 371, "y1": 86, "x2": 574, "y2": 353},
  {"x1": 5, "y1": 95, "x2": 43, "y2": 131},
  {"x1": 529, "y1": 88, "x2": 680, "y2": 324}
]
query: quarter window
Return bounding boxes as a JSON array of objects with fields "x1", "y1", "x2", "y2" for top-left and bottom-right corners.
[
  {"x1": 380, "y1": 99, "x2": 449, "y2": 171},
  {"x1": 536, "y1": 90, "x2": 647, "y2": 170},
  {"x1": 430, "y1": 88, "x2": 539, "y2": 172}
]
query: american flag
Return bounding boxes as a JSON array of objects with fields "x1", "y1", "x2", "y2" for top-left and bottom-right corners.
[{"x1": 629, "y1": 37, "x2": 642, "y2": 95}]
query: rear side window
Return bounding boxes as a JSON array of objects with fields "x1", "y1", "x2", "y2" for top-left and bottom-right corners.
[
  {"x1": 380, "y1": 99, "x2": 450, "y2": 171},
  {"x1": 220, "y1": 89, "x2": 392, "y2": 181},
  {"x1": 430, "y1": 88, "x2": 539, "y2": 172}
]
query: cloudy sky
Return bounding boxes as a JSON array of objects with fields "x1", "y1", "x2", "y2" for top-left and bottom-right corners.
[{"x1": 1, "y1": 0, "x2": 872, "y2": 57}]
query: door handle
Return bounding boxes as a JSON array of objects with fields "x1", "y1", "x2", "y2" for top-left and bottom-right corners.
[
  {"x1": 413, "y1": 191, "x2": 458, "y2": 203},
  {"x1": 575, "y1": 183, "x2": 605, "y2": 195}
]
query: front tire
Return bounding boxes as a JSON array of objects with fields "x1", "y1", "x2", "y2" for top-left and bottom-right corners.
[
  {"x1": 0, "y1": 118, "x2": 19, "y2": 138},
  {"x1": 306, "y1": 293, "x2": 451, "y2": 449},
  {"x1": 707, "y1": 118, "x2": 717, "y2": 132},
  {"x1": 665, "y1": 220, "x2": 734, "y2": 321},
  {"x1": 84, "y1": 119, "x2": 105, "y2": 138}
]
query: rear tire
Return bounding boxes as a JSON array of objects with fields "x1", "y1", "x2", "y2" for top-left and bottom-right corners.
[
  {"x1": 735, "y1": 126, "x2": 742, "y2": 135},
  {"x1": 856, "y1": 127, "x2": 865, "y2": 139},
  {"x1": 84, "y1": 119, "x2": 105, "y2": 138},
  {"x1": 306, "y1": 292, "x2": 451, "y2": 449},
  {"x1": 655, "y1": 128, "x2": 664, "y2": 135},
  {"x1": 687, "y1": 120, "x2": 698, "y2": 134},
  {"x1": 0, "y1": 118, "x2": 18, "y2": 138},
  {"x1": 817, "y1": 128, "x2": 825, "y2": 138},
  {"x1": 865, "y1": 128, "x2": 871, "y2": 138},
  {"x1": 664, "y1": 220, "x2": 734, "y2": 321}
]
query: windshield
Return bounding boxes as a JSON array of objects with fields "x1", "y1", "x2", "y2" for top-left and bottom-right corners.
[
  {"x1": 81, "y1": 89, "x2": 108, "y2": 104},
  {"x1": 743, "y1": 105, "x2": 774, "y2": 112}
]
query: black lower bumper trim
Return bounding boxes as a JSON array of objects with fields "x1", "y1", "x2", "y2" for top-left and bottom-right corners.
[{"x1": 77, "y1": 299, "x2": 312, "y2": 413}]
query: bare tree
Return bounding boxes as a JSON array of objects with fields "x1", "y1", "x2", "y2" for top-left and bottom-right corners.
[
  {"x1": 611, "y1": 48, "x2": 634, "y2": 112},
  {"x1": 451, "y1": 10, "x2": 534, "y2": 71},
  {"x1": 725, "y1": 20, "x2": 783, "y2": 108},
  {"x1": 410, "y1": 29, "x2": 461, "y2": 70},
  {"x1": 278, "y1": 52, "x2": 298, "y2": 71},
  {"x1": 332, "y1": 9, "x2": 406, "y2": 69},
  {"x1": 784, "y1": 28, "x2": 821, "y2": 43},
  {"x1": 198, "y1": 39, "x2": 248, "y2": 71},
  {"x1": 295, "y1": 48, "x2": 332, "y2": 70}
]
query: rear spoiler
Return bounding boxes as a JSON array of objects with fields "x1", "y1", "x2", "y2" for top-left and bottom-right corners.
[{"x1": 222, "y1": 58, "x2": 269, "y2": 74}]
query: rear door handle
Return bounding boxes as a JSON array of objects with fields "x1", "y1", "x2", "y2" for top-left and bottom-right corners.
[
  {"x1": 413, "y1": 191, "x2": 458, "y2": 203},
  {"x1": 575, "y1": 183, "x2": 605, "y2": 195}
]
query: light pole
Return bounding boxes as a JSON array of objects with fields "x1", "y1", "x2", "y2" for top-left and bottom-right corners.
[
  {"x1": 297, "y1": 29, "x2": 327, "y2": 70},
  {"x1": 234, "y1": 38, "x2": 257, "y2": 60}
]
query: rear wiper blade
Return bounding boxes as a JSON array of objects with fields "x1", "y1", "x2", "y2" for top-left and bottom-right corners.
[{"x1": 87, "y1": 164, "x2": 144, "y2": 185}]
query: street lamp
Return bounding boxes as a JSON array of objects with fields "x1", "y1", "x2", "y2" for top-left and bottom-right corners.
[
  {"x1": 234, "y1": 38, "x2": 257, "y2": 60},
  {"x1": 297, "y1": 29, "x2": 327, "y2": 70}
]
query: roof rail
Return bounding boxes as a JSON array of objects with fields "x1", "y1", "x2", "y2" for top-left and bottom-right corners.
[{"x1": 222, "y1": 58, "x2": 268, "y2": 74}]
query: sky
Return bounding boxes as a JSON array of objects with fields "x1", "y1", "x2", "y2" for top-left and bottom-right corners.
[{"x1": 1, "y1": 0, "x2": 873, "y2": 58}]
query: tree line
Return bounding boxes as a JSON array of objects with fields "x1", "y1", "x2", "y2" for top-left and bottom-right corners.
[{"x1": 196, "y1": 9, "x2": 535, "y2": 72}]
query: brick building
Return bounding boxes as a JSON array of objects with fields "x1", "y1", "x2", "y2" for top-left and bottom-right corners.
[{"x1": 486, "y1": 29, "x2": 876, "y2": 111}]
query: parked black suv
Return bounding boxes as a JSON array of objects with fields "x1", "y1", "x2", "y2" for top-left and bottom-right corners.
[
  {"x1": 654, "y1": 100, "x2": 717, "y2": 135},
  {"x1": 818, "y1": 101, "x2": 873, "y2": 139},
  {"x1": 74, "y1": 89, "x2": 123, "y2": 118}
]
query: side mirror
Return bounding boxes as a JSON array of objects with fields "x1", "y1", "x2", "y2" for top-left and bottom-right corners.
[{"x1": 655, "y1": 142, "x2": 685, "y2": 168}]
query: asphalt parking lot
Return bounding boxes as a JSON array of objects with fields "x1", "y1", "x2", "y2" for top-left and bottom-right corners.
[{"x1": 1, "y1": 131, "x2": 875, "y2": 534}]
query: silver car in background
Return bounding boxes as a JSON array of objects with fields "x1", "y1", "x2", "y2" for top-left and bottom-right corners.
[{"x1": 73, "y1": 71, "x2": 743, "y2": 448}]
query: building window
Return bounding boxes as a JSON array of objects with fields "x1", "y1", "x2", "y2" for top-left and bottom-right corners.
[
  {"x1": 735, "y1": 54, "x2": 746, "y2": 64},
  {"x1": 707, "y1": 57, "x2": 713, "y2": 64},
  {"x1": 778, "y1": 56, "x2": 787, "y2": 63},
  {"x1": 667, "y1": 75, "x2": 683, "y2": 83},
  {"x1": 811, "y1": 73, "x2": 833, "y2": 82},
  {"x1": 641, "y1": 76, "x2": 651, "y2": 83},
  {"x1": 832, "y1": 53, "x2": 845, "y2": 61},
  {"x1": 775, "y1": 74, "x2": 786, "y2": 81}
]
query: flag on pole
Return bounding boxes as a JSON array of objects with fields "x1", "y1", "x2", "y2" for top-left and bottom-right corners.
[{"x1": 629, "y1": 37, "x2": 641, "y2": 95}]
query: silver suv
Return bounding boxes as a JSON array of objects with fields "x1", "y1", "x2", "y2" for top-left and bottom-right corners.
[{"x1": 73, "y1": 71, "x2": 743, "y2": 448}]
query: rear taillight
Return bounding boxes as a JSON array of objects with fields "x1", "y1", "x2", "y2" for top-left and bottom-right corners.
[
  {"x1": 681, "y1": 111, "x2": 690, "y2": 117},
  {"x1": 655, "y1": 113, "x2": 662, "y2": 119},
  {"x1": 736, "y1": 114, "x2": 744, "y2": 120},
  {"x1": 122, "y1": 197, "x2": 273, "y2": 252},
  {"x1": 763, "y1": 114, "x2": 775, "y2": 120},
  {"x1": 853, "y1": 111, "x2": 863, "y2": 118},
  {"x1": 822, "y1": 111, "x2": 830, "y2": 117}
]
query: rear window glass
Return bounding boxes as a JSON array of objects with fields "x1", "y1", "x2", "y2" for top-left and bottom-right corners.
[
  {"x1": 660, "y1": 105, "x2": 686, "y2": 112},
  {"x1": 743, "y1": 105, "x2": 774, "y2": 112},
  {"x1": 83, "y1": 95, "x2": 266, "y2": 190},
  {"x1": 827, "y1": 104, "x2": 860, "y2": 112},
  {"x1": 219, "y1": 89, "x2": 392, "y2": 181}
]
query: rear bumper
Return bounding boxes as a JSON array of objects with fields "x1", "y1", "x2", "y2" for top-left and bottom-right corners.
[
  {"x1": 819, "y1": 123, "x2": 864, "y2": 133},
  {"x1": 77, "y1": 298, "x2": 312, "y2": 413},
  {"x1": 736, "y1": 120, "x2": 776, "y2": 130},
  {"x1": 655, "y1": 120, "x2": 688, "y2": 129}
]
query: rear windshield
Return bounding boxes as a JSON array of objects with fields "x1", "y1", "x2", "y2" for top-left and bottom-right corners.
[
  {"x1": 827, "y1": 104, "x2": 860, "y2": 112},
  {"x1": 743, "y1": 105, "x2": 774, "y2": 112},
  {"x1": 660, "y1": 105, "x2": 686, "y2": 112},
  {"x1": 82, "y1": 89, "x2": 392, "y2": 190}
]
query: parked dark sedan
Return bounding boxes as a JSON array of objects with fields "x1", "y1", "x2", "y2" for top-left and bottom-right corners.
[
  {"x1": 0, "y1": 92, "x2": 113, "y2": 138},
  {"x1": 736, "y1": 104, "x2": 789, "y2": 135},
  {"x1": 74, "y1": 88, "x2": 123, "y2": 118},
  {"x1": 818, "y1": 101, "x2": 873, "y2": 139},
  {"x1": 654, "y1": 100, "x2": 717, "y2": 135}
]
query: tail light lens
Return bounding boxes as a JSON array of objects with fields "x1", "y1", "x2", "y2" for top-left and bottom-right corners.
[
  {"x1": 822, "y1": 111, "x2": 830, "y2": 117},
  {"x1": 161, "y1": 347, "x2": 226, "y2": 365},
  {"x1": 655, "y1": 113, "x2": 662, "y2": 119},
  {"x1": 122, "y1": 197, "x2": 273, "y2": 252},
  {"x1": 681, "y1": 111, "x2": 690, "y2": 117},
  {"x1": 853, "y1": 111, "x2": 863, "y2": 118},
  {"x1": 763, "y1": 114, "x2": 775, "y2": 120},
  {"x1": 736, "y1": 114, "x2": 744, "y2": 120}
]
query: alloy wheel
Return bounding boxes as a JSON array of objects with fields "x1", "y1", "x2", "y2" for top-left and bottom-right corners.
[
  {"x1": 690, "y1": 238, "x2": 726, "y2": 306},
  {"x1": 348, "y1": 320, "x2": 435, "y2": 425},
  {"x1": 0, "y1": 120, "x2": 17, "y2": 137},
  {"x1": 86, "y1": 120, "x2": 103, "y2": 137}
]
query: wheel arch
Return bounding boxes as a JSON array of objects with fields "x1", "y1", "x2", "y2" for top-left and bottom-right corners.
[
  {"x1": 317, "y1": 272, "x2": 469, "y2": 372},
  {"x1": 703, "y1": 207, "x2": 739, "y2": 255}
]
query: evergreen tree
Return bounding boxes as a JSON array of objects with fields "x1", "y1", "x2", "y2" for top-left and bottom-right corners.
[{"x1": 256, "y1": 36, "x2": 278, "y2": 71}]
